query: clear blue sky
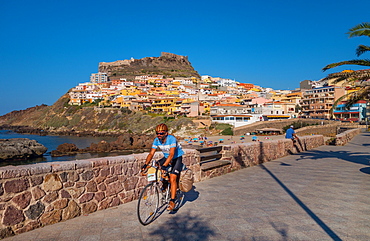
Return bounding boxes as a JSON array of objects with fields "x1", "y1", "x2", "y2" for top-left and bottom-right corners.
[{"x1": 1, "y1": 0, "x2": 369, "y2": 116}]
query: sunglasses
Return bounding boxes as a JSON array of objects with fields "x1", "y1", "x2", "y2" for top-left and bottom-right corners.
[{"x1": 156, "y1": 132, "x2": 167, "y2": 135}]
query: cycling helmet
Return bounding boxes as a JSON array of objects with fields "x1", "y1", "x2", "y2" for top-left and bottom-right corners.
[{"x1": 155, "y1": 123, "x2": 168, "y2": 132}]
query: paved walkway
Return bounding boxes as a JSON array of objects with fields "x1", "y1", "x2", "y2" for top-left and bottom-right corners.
[{"x1": 5, "y1": 132, "x2": 370, "y2": 241}]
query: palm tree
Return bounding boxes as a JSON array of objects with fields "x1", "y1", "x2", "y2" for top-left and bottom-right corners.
[{"x1": 322, "y1": 22, "x2": 370, "y2": 107}]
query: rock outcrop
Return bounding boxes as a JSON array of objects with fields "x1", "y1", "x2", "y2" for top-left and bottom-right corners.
[
  {"x1": 51, "y1": 133, "x2": 155, "y2": 157},
  {"x1": 99, "y1": 52, "x2": 200, "y2": 79},
  {"x1": 0, "y1": 138, "x2": 47, "y2": 160}
]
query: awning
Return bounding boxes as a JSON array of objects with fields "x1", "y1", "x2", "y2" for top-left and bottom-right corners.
[
  {"x1": 263, "y1": 115, "x2": 290, "y2": 118},
  {"x1": 256, "y1": 128, "x2": 282, "y2": 132},
  {"x1": 334, "y1": 112, "x2": 360, "y2": 114}
]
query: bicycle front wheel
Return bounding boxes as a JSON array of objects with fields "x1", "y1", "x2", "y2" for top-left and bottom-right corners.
[{"x1": 137, "y1": 183, "x2": 160, "y2": 225}]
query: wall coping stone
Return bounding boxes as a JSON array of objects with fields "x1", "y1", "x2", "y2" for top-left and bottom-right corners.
[
  {"x1": 75, "y1": 159, "x2": 93, "y2": 169},
  {"x1": 51, "y1": 161, "x2": 77, "y2": 173}
]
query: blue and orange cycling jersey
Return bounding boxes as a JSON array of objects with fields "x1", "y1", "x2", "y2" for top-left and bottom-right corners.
[{"x1": 152, "y1": 135, "x2": 184, "y2": 158}]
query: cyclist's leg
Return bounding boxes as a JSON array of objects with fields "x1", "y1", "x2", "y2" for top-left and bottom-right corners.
[
  {"x1": 175, "y1": 188, "x2": 185, "y2": 210},
  {"x1": 168, "y1": 156, "x2": 183, "y2": 200},
  {"x1": 169, "y1": 173, "x2": 178, "y2": 200}
]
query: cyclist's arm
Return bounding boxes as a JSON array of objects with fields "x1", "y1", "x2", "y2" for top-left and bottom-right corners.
[{"x1": 142, "y1": 148, "x2": 156, "y2": 170}]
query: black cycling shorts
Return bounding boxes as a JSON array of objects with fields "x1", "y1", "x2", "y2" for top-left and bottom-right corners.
[{"x1": 158, "y1": 156, "x2": 183, "y2": 175}]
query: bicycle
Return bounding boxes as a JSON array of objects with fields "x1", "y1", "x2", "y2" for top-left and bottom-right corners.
[{"x1": 137, "y1": 163, "x2": 185, "y2": 226}]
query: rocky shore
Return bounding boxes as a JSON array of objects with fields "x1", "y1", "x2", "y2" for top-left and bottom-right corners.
[
  {"x1": 51, "y1": 133, "x2": 155, "y2": 156},
  {"x1": 0, "y1": 138, "x2": 47, "y2": 160}
]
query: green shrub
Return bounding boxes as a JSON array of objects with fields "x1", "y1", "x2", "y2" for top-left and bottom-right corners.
[
  {"x1": 283, "y1": 121, "x2": 320, "y2": 132},
  {"x1": 221, "y1": 127, "x2": 233, "y2": 135},
  {"x1": 44, "y1": 116, "x2": 69, "y2": 128},
  {"x1": 211, "y1": 123, "x2": 232, "y2": 130},
  {"x1": 68, "y1": 115, "x2": 82, "y2": 126},
  {"x1": 325, "y1": 137, "x2": 336, "y2": 145},
  {"x1": 120, "y1": 107, "x2": 132, "y2": 114}
]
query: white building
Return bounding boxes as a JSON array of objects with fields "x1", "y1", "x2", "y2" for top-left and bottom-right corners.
[
  {"x1": 86, "y1": 92, "x2": 103, "y2": 102},
  {"x1": 217, "y1": 78, "x2": 237, "y2": 87},
  {"x1": 211, "y1": 114, "x2": 261, "y2": 128},
  {"x1": 90, "y1": 72, "x2": 108, "y2": 83}
]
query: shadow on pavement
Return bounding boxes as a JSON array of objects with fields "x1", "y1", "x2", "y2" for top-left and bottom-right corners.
[
  {"x1": 360, "y1": 167, "x2": 370, "y2": 174},
  {"x1": 182, "y1": 186, "x2": 200, "y2": 203},
  {"x1": 259, "y1": 164, "x2": 342, "y2": 241},
  {"x1": 149, "y1": 210, "x2": 216, "y2": 240},
  {"x1": 149, "y1": 185, "x2": 200, "y2": 223},
  {"x1": 296, "y1": 150, "x2": 370, "y2": 166},
  {"x1": 169, "y1": 186, "x2": 199, "y2": 215},
  {"x1": 268, "y1": 220, "x2": 289, "y2": 241}
]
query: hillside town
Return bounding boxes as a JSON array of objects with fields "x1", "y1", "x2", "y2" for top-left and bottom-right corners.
[{"x1": 68, "y1": 71, "x2": 369, "y2": 128}]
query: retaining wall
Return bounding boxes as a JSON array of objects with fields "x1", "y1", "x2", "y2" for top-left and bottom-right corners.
[
  {"x1": 233, "y1": 119, "x2": 360, "y2": 137},
  {"x1": 335, "y1": 128, "x2": 362, "y2": 146},
  {"x1": 233, "y1": 119, "x2": 339, "y2": 136},
  {"x1": 0, "y1": 135, "x2": 324, "y2": 238}
]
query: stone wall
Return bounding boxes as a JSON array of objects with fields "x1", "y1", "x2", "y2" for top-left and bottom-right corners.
[
  {"x1": 295, "y1": 125, "x2": 338, "y2": 137},
  {"x1": 335, "y1": 128, "x2": 362, "y2": 146},
  {"x1": 233, "y1": 119, "x2": 360, "y2": 137},
  {"x1": 0, "y1": 135, "x2": 324, "y2": 239},
  {"x1": 200, "y1": 135, "x2": 324, "y2": 180},
  {"x1": 233, "y1": 119, "x2": 337, "y2": 136}
]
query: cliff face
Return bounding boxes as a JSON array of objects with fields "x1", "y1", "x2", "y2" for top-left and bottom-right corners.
[{"x1": 99, "y1": 52, "x2": 200, "y2": 79}]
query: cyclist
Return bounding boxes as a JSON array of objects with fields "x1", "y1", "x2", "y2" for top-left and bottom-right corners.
[{"x1": 141, "y1": 123, "x2": 184, "y2": 211}]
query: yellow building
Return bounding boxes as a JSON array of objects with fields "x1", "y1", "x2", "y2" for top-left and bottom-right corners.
[
  {"x1": 120, "y1": 88, "x2": 141, "y2": 96},
  {"x1": 280, "y1": 92, "x2": 302, "y2": 104},
  {"x1": 163, "y1": 89, "x2": 180, "y2": 96},
  {"x1": 151, "y1": 98, "x2": 178, "y2": 114}
]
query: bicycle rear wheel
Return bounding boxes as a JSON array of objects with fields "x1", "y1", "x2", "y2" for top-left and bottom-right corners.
[{"x1": 137, "y1": 183, "x2": 159, "y2": 225}]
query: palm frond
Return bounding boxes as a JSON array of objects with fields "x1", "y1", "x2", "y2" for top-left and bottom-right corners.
[
  {"x1": 343, "y1": 86, "x2": 370, "y2": 106},
  {"x1": 329, "y1": 94, "x2": 349, "y2": 115},
  {"x1": 356, "y1": 45, "x2": 370, "y2": 57},
  {"x1": 322, "y1": 59, "x2": 370, "y2": 71},
  {"x1": 347, "y1": 22, "x2": 370, "y2": 38},
  {"x1": 321, "y1": 69, "x2": 370, "y2": 83},
  {"x1": 330, "y1": 86, "x2": 370, "y2": 114}
]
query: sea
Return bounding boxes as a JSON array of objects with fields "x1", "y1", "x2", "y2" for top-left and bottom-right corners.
[{"x1": 0, "y1": 130, "x2": 134, "y2": 167}]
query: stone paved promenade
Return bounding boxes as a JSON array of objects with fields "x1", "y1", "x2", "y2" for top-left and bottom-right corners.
[{"x1": 5, "y1": 132, "x2": 370, "y2": 241}]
